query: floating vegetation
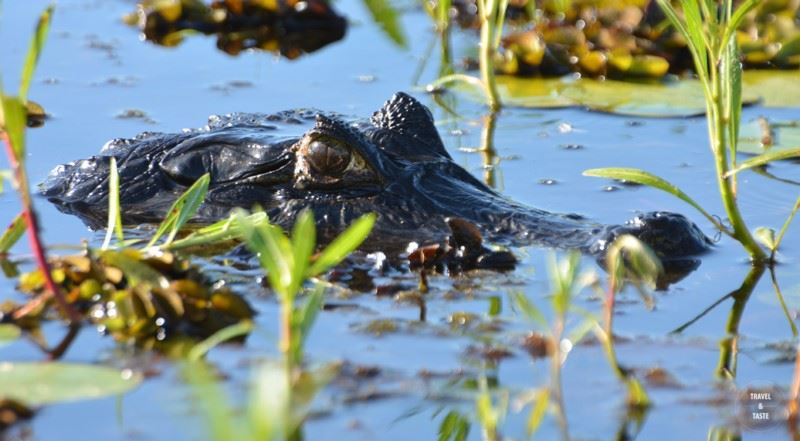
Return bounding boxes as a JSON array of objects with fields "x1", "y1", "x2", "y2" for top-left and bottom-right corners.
[
  {"x1": 447, "y1": 0, "x2": 800, "y2": 79},
  {"x1": 12, "y1": 249, "x2": 255, "y2": 345},
  {"x1": 125, "y1": 0, "x2": 347, "y2": 58}
]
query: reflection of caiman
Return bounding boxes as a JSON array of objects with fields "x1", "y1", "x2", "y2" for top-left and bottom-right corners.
[
  {"x1": 128, "y1": 0, "x2": 347, "y2": 58},
  {"x1": 42, "y1": 93, "x2": 711, "y2": 266}
]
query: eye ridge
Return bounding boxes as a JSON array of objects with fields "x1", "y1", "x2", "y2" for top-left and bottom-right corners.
[{"x1": 307, "y1": 138, "x2": 351, "y2": 176}]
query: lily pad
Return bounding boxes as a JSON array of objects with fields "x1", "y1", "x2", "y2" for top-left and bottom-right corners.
[
  {"x1": 0, "y1": 325, "x2": 21, "y2": 347},
  {"x1": 0, "y1": 362, "x2": 142, "y2": 406},
  {"x1": 491, "y1": 75, "x2": 760, "y2": 117},
  {"x1": 742, "y1": 70, "x2": 800, "y2": 108},
  {"x1": 738, "y1": 118, "x2": 800, "y2": 156}
]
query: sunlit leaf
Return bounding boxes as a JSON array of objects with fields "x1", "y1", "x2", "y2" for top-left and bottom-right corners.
[
  {"x1": 0, "y1": 324, "x2": 21, "y2": 347},
  {"x1": 583, "y1": 168, "x2": 722, "y2": 231},
  {"x1": 291, "y1": 209, "x2": 315, "y2": 294},
  {"x1": 0, "y1": 169, "x2": 11, "y2": 192},
  {"x1": 438, "y1": 410, "x2": 470, "y2": 441},
  {"x1": 0, "y1": 213, "x2": 26, "y2": 253},
  {"x1": 743, "y1": 70, "x2": 800, "y2": 107},
  {"x1": 1, "y1": 95, "x2": 27, "y2": 160},
  {"x1": 0, "y1": 362, "x2": 142, "y2": 406},
  {"x1": 526, "y1": 388, "x2": 549, "y2": 438},
  {"x1": 102, "y1": 157, "x2": 124, "y2": 250},
  {"x1": 236, "y1": 212, "x2": 294, "y2": 300},
  {"x1": 162, "y1": 212, "x2": 268, "y2": 251},
  {"x1": 100, "y1": 250, "x2": 169, "y2": 290},
  {"x1": 361, "y1": 0, "x2": 407, "y2": 48},
  {"x1": 146, "y1": 173, "x2": 210, "y2": 248},
  {"x1": 754, "y1": 227, "x2": 777, "y2": 251},
  {"x1": 187, "y1": 320, "x2": 254, "y2": 362},
  {"x1": 19, "y1": 5, "x2": 54, "y2": 102},
  {"x1": 720, "y1": 0, "x2": 761, "y2": 60},
  {"x1": 725, "y1": 148, "x2": 800, "y2": 177},
  {"x1": 308, "y1": 213, "x2": 375, "y2": 276},
  {"x1": 510, "y1": 291, "x2": 548, "y2": 328}
]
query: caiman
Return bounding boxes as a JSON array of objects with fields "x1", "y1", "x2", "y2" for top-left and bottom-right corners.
[{"x1": 42, "y1": 92, "x2": 711, "y2": 268}]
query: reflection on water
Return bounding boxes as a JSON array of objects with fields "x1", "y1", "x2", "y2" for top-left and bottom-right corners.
[{"x1": 127, "y1": 0, "x2": 347, "y2": 58}]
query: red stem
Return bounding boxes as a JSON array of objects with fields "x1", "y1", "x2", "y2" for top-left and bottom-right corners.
[{"x1": 2, "y1": 132, "x2": 79, "y2": 323}]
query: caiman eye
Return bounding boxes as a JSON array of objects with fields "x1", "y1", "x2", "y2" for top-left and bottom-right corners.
[{"x1": 307, "y1": 138, "x2": 351, "y2": 176}]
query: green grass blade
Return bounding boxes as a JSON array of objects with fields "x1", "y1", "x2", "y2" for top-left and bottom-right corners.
[
  {"x1": 772, "y1": 195, "x2": 800, "y2": 254},
  {"x1": 146, "y1": 173, "x2": 210, "y2": 248},
  {"x1": 678, "y1": 0, "x2": 709, "y2": 69},
  {"x1": 723, "y1": 38, "x2": 743, "y2": 164},
  {"x1": 724, "y1": 148, "x2": 800, "y2": 177},
  {"x1": 236, "y1": 212, "x2": 294, "y2": 300},
  {"x1": 361, "y1": 0, "x2": 407, "y2": 48},
  {"x1": 162, "y1": 212, "x2": 268, "y2": 251},
  {"x1": 290, "y1": 209, "x2": 315, "y2": 294},
  {"x1": 719, "y1": 0, "x2": 760, "y2": 60},
  {"x1": 187, "y1": 320, "x2": 254, "y2": 362},
  {"x1": 656, "y1": 0, "x2": 709, "y2": 91},
  {"x1": 438, "y1": 411, "x2": 470, "y2": 441},
  {"x1": 1, "y1": 95, "x2": 27, "y2": 160},
  {"x1": 0, "y1": 213, "x2": 26, "y2": 253},
  {"x1": 509, "y1": 290, "x2": 548, "y2": 328},
  {"x1": 583, "y1": 167, "x2": 724, "y2": 232},
  {"x1": 102, "y1": 157, "x2": 123, "y2": 250},
  {"x1": 19, "y1": 5, "x2": 54, "y2": 102},
  {"x1": 308, "y1": 213, "x2": 375, "y2": 276},
  {"x1": 526, "y1": 388, "x2": 549, "y2": 438}
]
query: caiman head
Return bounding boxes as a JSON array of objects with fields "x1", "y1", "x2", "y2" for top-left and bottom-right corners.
[{"x1": 42, "y1": 92, "x2": 712, "y2": 260}]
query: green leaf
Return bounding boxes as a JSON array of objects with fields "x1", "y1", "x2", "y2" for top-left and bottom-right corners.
[
  {"x1": 526, "y1": 388, "x2": 549, "y2": 438},
  {"x1": 657, "y1": 0, "x2": 708, "y2": 89},
  {"x1": 0, "y1": 362, "x2": 142, "y2": 406},
  {"x1": 720, "y1": 0, "x2": 760, "y2": 60},
  {"x1": 100, "y1": 250, "x2": 169, "y2": 290},
  {"x1": 308, "y1": 213, "x2": 375, "y2": 276},
  {"x1": 1, "y1": 95, "x2": 27, "y2": 160},
  {"x1": 162, "y1": 212, "x2": 268, "y2": 251},
  {"x1": 723, "y1": 37, "x2": 742, "y2": 160},
  {"x1": 146, "y1": 173, "x2": 210, "y2": 248},
  {"x1": 754, "y1": 227, "x2": 777, "y2": 251},
  {"x1": 296, "y1": 285, "x2": 324, "y2": 341},
  {"x1": 677, "y1": 0, "x2": 709, "y2": 72},
  {"x1": 183, "y1": 361, "x2": 245, "y2": 441},
  {"x1": 0, "y1": 213, "x2": 26, "y2": 253},
  {"x1": 361, "y1": 0, "x2": 407, "y2": 48},
  {"x1": 236, "y1": 212, "x2": 294, "y2": 301},
  {"x1": 438, "y1": 410, "x2": 470, "y2": 441},
  {"x1": 725, "y1": 148, "x2": 800, "y2": 177},
  {"x1": 0, "y1": 324, "x2": 21, "y2": 347},
  {"x1": 743, "y1": 70, "x2": 800, "y2": 107},
  {"x1": 102, "y1": 157, "x2": 124, "y2": 250},
  {"x1": 583, "y1": 168, "x2": 723, "y2": 232},
  {"x1": 291, "y1": 209, "x2": 315, "y2": 294},
  {"x1": 20, "y1": 5, "x2": 54, "y2": 102},
  {"x1": 509, "y1": 291, "x2": 548, "y2": 328},
  {"x1": 187, "y1": 320, "x2": 254, "y2": 362},
  {"x1": 737, "y1": 119, "x2": 800, "y2": 156}
]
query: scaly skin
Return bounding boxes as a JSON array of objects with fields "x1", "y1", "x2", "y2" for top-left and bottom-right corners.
[{"x1": 42, "y1": 93, "x2": 712, "y2": 262}]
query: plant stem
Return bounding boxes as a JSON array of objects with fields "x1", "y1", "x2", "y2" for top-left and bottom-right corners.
[
  {"x1": 2, "y1": 133, "x2": 79, "y2": 323},
  {"x1": 478, "y1": 0, "x2": 501, "y2": 112}
]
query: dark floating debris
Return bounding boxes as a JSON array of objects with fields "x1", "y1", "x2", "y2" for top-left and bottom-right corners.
[
  {"x1": 408, "y1": 218, "x2": 517, "y2": 273},
  {"x1": 126, "y1": 0, "x2": 347, "y2": 58}
]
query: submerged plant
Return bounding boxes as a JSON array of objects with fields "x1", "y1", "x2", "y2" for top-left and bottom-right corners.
[{"x1": 585, "y1": 0, "x2": 800, "y2": 264}]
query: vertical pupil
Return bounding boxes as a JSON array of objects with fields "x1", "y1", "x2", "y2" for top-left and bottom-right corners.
[{"x1": 308, "y1": 139, "x2": 350, "y2": 175}]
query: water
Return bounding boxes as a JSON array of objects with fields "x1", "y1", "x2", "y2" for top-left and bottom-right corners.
[{"x1": 1, "y1": 0, "x2": 800, "y2": 439}]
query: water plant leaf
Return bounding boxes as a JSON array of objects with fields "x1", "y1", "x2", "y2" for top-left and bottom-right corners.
[
  {"x1": 361, "y1": 0, "x2": 407, "y2": 48},
  {"x1": 236, "y1": 211, "x2": 294, "y2": 300},
  {"x1": 146, "y1": 173, "x2": 210, "y2": 248},
  {"x1": 0, "y1": 213, "x2": 26, "y2": 254},
  {"x1": 162, "y1": 212, "x2": 269, "y2": 251},
  {"x1": 509, "y1": 291, "x2": 547, "y2": 328},
  {"x1": 725, "y1": 148, "x2": 800, "y2": 177},
  {"x1": 583, "y1": 168, "x2": 723, "y2": 232},
  {"x1": 742, "y1": 71, "x2": 800, "y2": 107},
  {"x1": 290, "y1": 209, "x2": 315, "y2": 296},
  {"x1": 656, "y1": 0, "x2": 708, "y2": 88},
  {"x1": 719, "y1": 0, "x2": 761, "y2": 61},
  {"x1": 102, "y1": 157, "x2": 124, "y2": 250},
  {"x1": 0, "y1": 324, "x2": 21, "y2": 347},
  {"x1": 187, "y1": 320, "x2": 254, "y2": 362},
  {"x1": 19, "y1": 5, "x2": 54, "y2": 102},
  {"x1": 99, "y1": 250, "x2": 169, "y2": 290},
  {"x1": 1, "y1": 95, "x2": 27, "y2": 160},
  {"x1": 438, "y1": 410, "x2": 470, "y2": 441},
  {"x1": 0, "y1": 362, "x2": 142, "y2": 406},
  {"x1": 526, "y1": 388, "x2": 549, "y2": 438},
  {"x1": 307, "y1": 213, "x2": 376, "y2": 276},
  {"x1": 754, "y1": 227, "x2": 776, "y2": 251}
]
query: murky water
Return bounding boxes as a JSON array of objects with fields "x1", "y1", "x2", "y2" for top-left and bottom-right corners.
[{"x1": 2, "y1": 0, "x2": 800, "y2": 440}]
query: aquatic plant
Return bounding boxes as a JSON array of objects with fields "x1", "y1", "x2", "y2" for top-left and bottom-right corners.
[
  {"x1": 427, "y1": 0, "x2": 506, "y2": 110},
  {"x1": 586, "y1": 0, "x2": 800, "y2": 264},
  {"x1": 0, "y1": 5, "x2": 79, "y2": 323}
]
